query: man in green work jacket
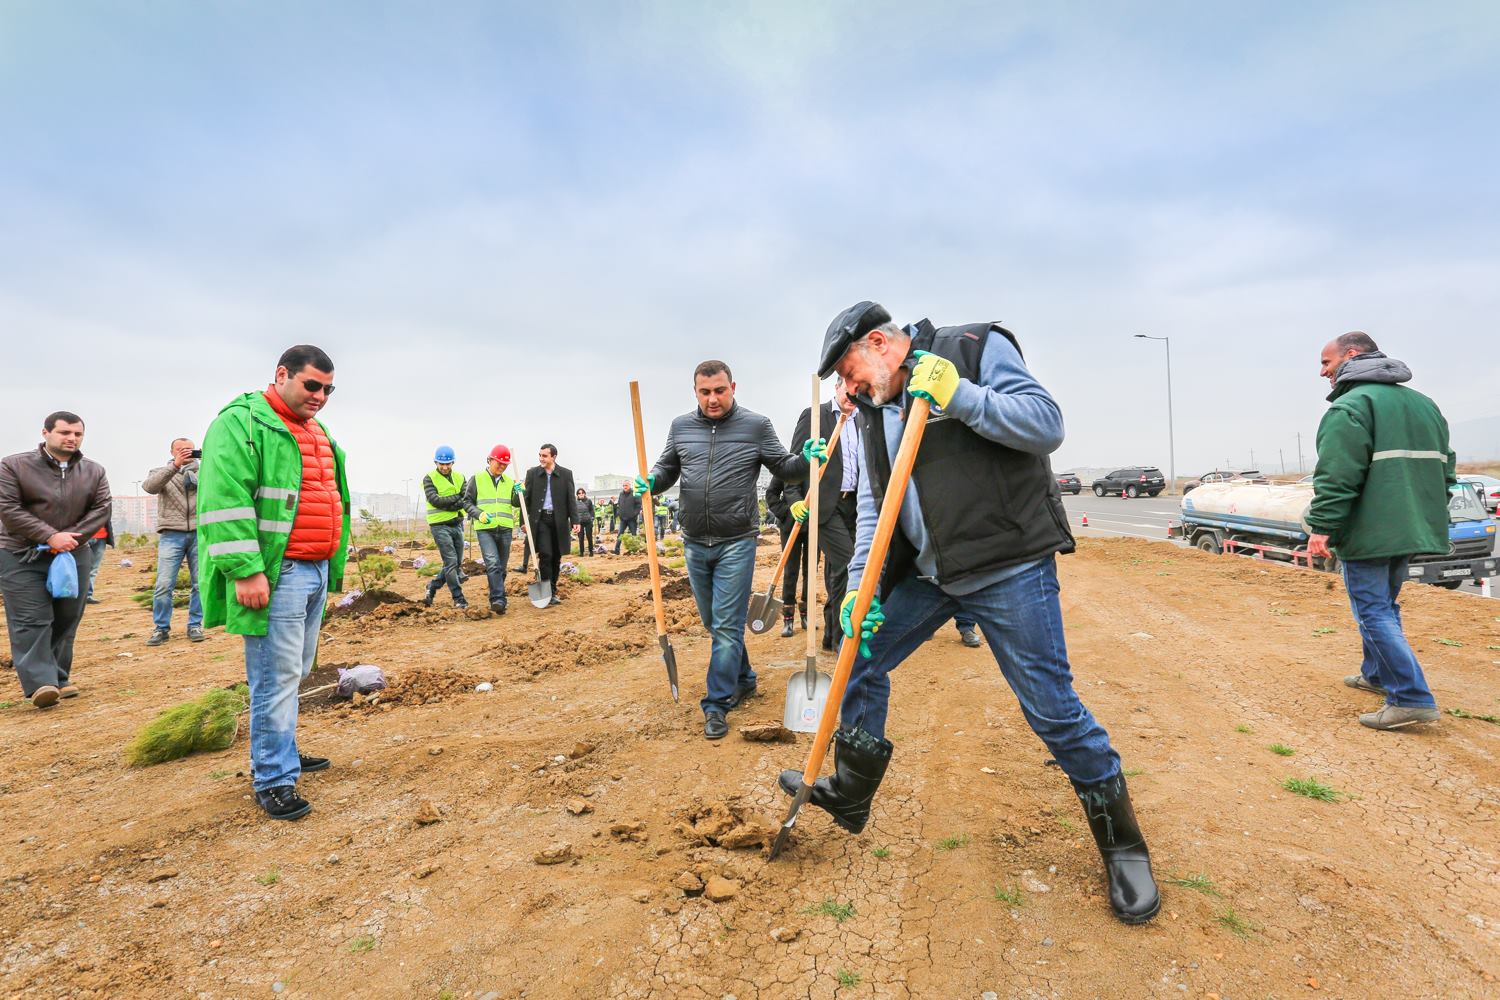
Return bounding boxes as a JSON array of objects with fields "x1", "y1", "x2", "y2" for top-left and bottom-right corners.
[{"x1": 1306, "y1": 331, "x2": 1454, "y2": 732}]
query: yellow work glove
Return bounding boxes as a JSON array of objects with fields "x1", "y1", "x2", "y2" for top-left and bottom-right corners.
[
  {"x1": 790, "y1": 500, "x2": 809, "y2": 524},
  {"x1": 907, "y1": 350, "x2": 960, "y2": 409}
]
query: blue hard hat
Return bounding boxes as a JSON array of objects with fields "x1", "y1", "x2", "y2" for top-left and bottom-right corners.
[{"x1": 434, "y1": 445, "x2": 455, "y2": 463}]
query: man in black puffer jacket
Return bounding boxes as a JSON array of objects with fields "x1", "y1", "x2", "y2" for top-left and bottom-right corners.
[{"x1": 637, "y1": 360, "x2": 825, "y2": 740}]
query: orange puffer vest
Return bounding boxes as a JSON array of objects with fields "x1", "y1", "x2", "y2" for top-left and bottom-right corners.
[{"x1": 264, "y1": 388, "x2": 343, "y2": 562}]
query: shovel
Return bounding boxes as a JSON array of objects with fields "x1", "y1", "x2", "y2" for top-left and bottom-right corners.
[
  {"x1": 784, "y1": 376, "x2": 841, "y2": 733},
  {"x1": 513, "y1": 485, "x2": 552, "y2": 609},
  {"x1": 770, "y1": 395, "x2": 932, "y2": 861},
  {"x1": 630, "y1": 381, "x2": 680, "y2": 703},
  {"x1": 748, "y1": 410, "x2": 848, "y2": 635}
]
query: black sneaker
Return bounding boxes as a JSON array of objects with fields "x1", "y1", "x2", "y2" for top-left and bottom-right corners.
[
  {"x1": 421, "y1": 590, "x2": 435, "y2": 608},
  {"x1": 959, "y1": 626, "x2": 983, "y2": 648},
  {"x1": 704, "y1": 711, "x2": 729, "y2": 740},
  {"x1": 490, "y1": 601, "x2": 507, "y2": 616},
  {"x1": 726, "y1": 683, "x2": 757, "y2": 709},
  {"x1": 299, "y1": 754, "x2": 331, "y2": 773},
  {"x1": 454, "y1": 599, "x2": 470, "y2": 610},
  {"x1": 187, "y1": 626, "x2": 207, "y2": 642},
  {"x1": 145, "y1": 628, "x2": 169, "y2": 647},
  {"x1": 255, "y1": 785, "x2": 311, "y2": 821},
  {"x1": 548, "y1": 596, "x2": 562, "y2": 607}
]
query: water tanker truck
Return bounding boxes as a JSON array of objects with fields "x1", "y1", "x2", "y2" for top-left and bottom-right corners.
[{"x1": 1167, "y1": 480, "x2": 1497, "y2": 589}]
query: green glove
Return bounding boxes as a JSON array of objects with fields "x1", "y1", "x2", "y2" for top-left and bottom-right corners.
[
  {"x1": 802, "y1": 437, "x2": 829, "y2": 463},
  {"x1": 632, "y1": 473, "x2": 656, "y2": 496},
  {"x1": 513, "y1": 482, "x2": 525, "y2": 494},
  {"x1": 839, "y1": 590, "x2": 885, "y2": 659},
  {"x1": 908, "y1": 350, "x2": 960, "y2": 409},
  {"x1": 476, "y1": 513, "x2": 494, "y2": 528},
  {"x1": 790, "y1": 500, "x2": 809, "y2": 524}
]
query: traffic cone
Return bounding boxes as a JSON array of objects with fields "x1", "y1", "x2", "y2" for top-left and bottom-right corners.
[{"x1": 1081, "y1": 514, "x2": 1089, "y2": 527}]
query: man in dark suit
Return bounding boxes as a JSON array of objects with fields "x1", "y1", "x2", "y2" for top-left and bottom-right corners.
[
  {"x1": 523, "y1": 443, "x2": 577, "y2": 607},
  {"x1": 763, "y1": 470, "x2": 807, "y2": 637},
  {"x1": 785, "y1": 376, "x2": 859, "y2": 650}
]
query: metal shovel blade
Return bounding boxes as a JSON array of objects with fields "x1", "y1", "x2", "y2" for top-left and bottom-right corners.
[
  {"x1": 768, "y1": 781, "x2": 812, "y2": 861},
  {"x1": 528, "y1": 577, "x2": 553, "y2": 609},
  {"x1": 746, "y1": 591, "x2": 783, "y2": 635},
  {"x1": 659, "y1": 634, "x2": 680, "y2": 702},
  {"x1": 783, "y1": 657, "x2": 833, "y2": 734}
]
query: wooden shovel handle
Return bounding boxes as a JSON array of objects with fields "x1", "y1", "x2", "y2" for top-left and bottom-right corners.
[
  {"x1": 795, "y1": 398, "x2": 930, "y2": 785},
  {"x1": 514, "y1": 474, "x2": 540, "y2": 562},
  {"x1": 629, "y1": 382, "x2": 669, "y2": 638},
  {"x1": 763, "y1": 410, "x2": 849, "y2": 597},
  {"x1": 806, "y1": 376, "x2": 822, "y2": 658}
]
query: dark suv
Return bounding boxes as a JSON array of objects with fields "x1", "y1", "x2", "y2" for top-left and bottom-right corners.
[
  {"x1": 1092, "y1": 467, "x2": 1166, "y2": 498},
  {"x1": 1055, "y1": 471, "x2": 1083, "y2": 495}
]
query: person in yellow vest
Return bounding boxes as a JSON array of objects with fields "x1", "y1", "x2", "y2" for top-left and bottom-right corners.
[
  {"x1": 464, "y1": 444, "x2": 521, "y2": 614},
  {"x1": 420, "y1": 445, "x2": 468, "y2": 609}
]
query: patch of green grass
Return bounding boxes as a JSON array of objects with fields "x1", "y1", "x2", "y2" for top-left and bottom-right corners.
[
  {"x1": 1267, "y1": 743, "x2": 1295, "y2": 757},
  {"x1": 208, "y1": 769, "x2": 231, "y2": 780},
  {"x1": 835, "y1": 969, "x2": 861, "y2": 987},
  {"x1": 870, "y1": 847, "x2": 890, "y2": 859},
  {"x1": 348, "y1": 935, "x2": 377, "y2": 954},
  {"x1": 1312, "y1": 626, "x2": 1336, "y2": 636},
  {"x1": 572, "y1": 566, "x2": 593, "y2": 584},
  {"x1": 255, "y1": 869, "x2": 280, "y2": 886},
  {"x1": 1447, "y1": 707, "x2": 1500, "y2": 725},
  {"x1": 1234, "y1": 724, "x2": 1252, "y2": 734},
  {"x1": 1267, "y1": 606, "x2": 1290, "y2": 616},
  {"x1": 212, "y1": 654, "x2": 226, "y2": 662},
  {"x1": 1434, "y1": 638, "x2": 1462, "y2": 647},
  {"x1": 1167, "y1": 873, "x2": 1219, "y2": 896},
  {"x1": 415, "y1": 563, "x2": 440, "y2": 577},
  {"x1": 1122, "y1": 766, "x2": 1145, "y2": 777},
  {"x1": 803, "y1": 897, "x2": 855, "y2": 923},
  {"x1": 0, "y1": 701, "x2": 17, "y2": 710},
  {"x1": 1057, "y1": 817, "x2": 1076, "y2": 833},
  {"x1": 664, "y1": 556, "x2": 685, "y2": 569},
  {"x1": 123, "y1": 684, "x2": 249, "y2": 767},
  {"x1": 993, "y1": 885, "x2": 1023, "y2": 906},
  {"x1": 934, "y1": 833, "x2": 971, "y2": 852},
  {"x1": 1216, "y1": 907, "x2": 1256, "y2": 939},
  {"x1": 438, "y1": 991, "x2": 456, "y2": 1000},
  {"x1": 1282, "y1": 777, "x2": 1343, "y2": 803}
]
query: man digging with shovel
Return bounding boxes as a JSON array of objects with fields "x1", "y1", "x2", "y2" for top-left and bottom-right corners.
[
  {"x1": 779, "y1": 303, "x2": 1160, "y2": 925},
  {"x1": 635, "y1": 360, "x2": 827, "y2": 740}
]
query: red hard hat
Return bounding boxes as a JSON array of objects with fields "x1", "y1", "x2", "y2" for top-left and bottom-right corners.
[{"x1": 488, "y1": 445, "x2": 511, "y2": 466}]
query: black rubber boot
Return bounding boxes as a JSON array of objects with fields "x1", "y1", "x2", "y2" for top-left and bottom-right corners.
[
  {"x1": 1072, "y1": 773, "x2": 1160, "y2": 924},
  {"x1": 778, "y1": 727, "x2": 892, "y2": 834}
]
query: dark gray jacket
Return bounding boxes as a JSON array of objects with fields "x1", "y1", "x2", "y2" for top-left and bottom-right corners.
[
  {"x1": 0, "y1": 446, "x2": 113, "y2": 553},
  {"x1": 650, "y1": 402, "x2": 808, "y2": 545}
]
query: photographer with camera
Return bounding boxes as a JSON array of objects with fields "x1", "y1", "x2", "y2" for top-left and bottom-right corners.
[{"x1": 143, "y1": 437, "x2": 204, "y2": 645}]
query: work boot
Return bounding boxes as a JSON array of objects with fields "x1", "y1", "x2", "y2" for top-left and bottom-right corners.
[
  {"x1": 490, "y1": 600, "x2": 507, "y2": 616},
  {"x1": 726, "y1": 682, "x2": 757, "y2": 709},
  {"x1": 704, "y1": 710, "x2": 729, "y2": 740},
  {"x1": 299, "y1": 753, "x2": 331, "y2": 773},
  {"x1": 30, "y1": 685, "x2": 60, "y2": 709},
  {"x1": 959, "y1": 625, "x2": 983, "y2": 648},
  {"x1": 778, "y1": 727, "x2": 892, "y2": 834},
  {"x1": 1072, "y1": 774, "x2": 1160, "y2": 924},
  {"x1": 454, "y1": 598, "x2": 470, "y2": 610},
  {"x1": 255, "y1": 785, "x2": 312, "y2": 821},
  {"x1": 1359, "y1": 704, "x2": 1440, "y2": 731},
  {"x1": 187, "y1": 626, "x2": 207, "y2": 643},
  {"x1": 1343, "y1": 675, "x2": 1386, "y2": 696},
  {"x1": 421, "y1": 589, "x2": 435, "y2": 608},
  {"x1": 145, "y1": 628, "x2": 170, "y2": 647},
  {"x1": 780, "y1": 618, "x2": 795, "y2": 638},
  {"x1": 799, "y1": 607, "x2": 808, "y2": 631}
]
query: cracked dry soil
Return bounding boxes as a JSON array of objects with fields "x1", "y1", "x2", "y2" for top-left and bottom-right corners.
[{"x1": 1, "y1": 537, "x2": 1496, "y2": 999}]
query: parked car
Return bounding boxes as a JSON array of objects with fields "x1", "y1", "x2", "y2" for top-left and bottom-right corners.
[
  {"x1": 1182, "y1": 470, "x2": 1266, "y2": 494},
  {"x1": 1091, "y1": 467, "x2": 1166, "y2": 498},
  {"x1": 1055, "y1": 472, "x2": 1082, "y2": 495},
  {"x1": 1458, "y1": 474, "x2": 1500, "y2": 513}
]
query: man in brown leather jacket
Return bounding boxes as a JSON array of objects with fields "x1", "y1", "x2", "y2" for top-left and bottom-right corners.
[{"x1": 0, "y1": 411, "x2": 112, "y2": 708}]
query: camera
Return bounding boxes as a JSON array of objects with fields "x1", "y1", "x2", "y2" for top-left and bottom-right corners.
[{"x1": 190, "y1": 449, "x2": 202, "y2": 459}]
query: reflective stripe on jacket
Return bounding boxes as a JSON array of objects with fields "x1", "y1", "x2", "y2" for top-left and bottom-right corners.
[
  {"x1": 470, "y1": 470, "x2": 518, "y2": 529},
  {"x1": 424, "y1": 470, "x2": 465, "y2": 524}
]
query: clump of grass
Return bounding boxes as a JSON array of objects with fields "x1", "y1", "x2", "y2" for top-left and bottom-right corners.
[
  {"x1": 803, "y1": 897, "x2": 855, "y2": 923},
  {"x1": 0, "y1": 701, "x2": 17, "y2": 710},
  {"x1": 1057, "y1": 817, "x2": 1076, "y2": 833},
  {"x1": 349, "y1": 935, "x2": 377, "y2": 954},
  {"x1": 208, "y1": 769, "x2": 231, "y2": 780},
  {"x1": 1282, "y1": 777, "x2": 1343, "y2": 802},
  {"x1": 836, "y1": 969, "x2": 861, "y2": 987},
  {"x1": 1267, "y1": 743, "x2": 1295, "y2": 756},
  {"x1": 123, "y1": 685, "x2": 249, "y2": 767},
  {"x1": 572, "y1": 566, "x2": 593, "y2": 585},
  {"x1": 1167, "y1": 873, "x2": 1219, "y2": 896},
  {"x1": 1234, "y1": 724, "x2": 1253, "y2": 734},
  {"x1": 870, "y1": 847, "x2": 890, "y2": 859},
  {"x1": 1312, "y1": 627, "x2": 1336, "y2": 636},
  {"x1": 934, "y1": 833, "x2": 970, "y2": 852},
  {"x1": 1447, "y1": 707, "x2": 1500, "y2": 725},
  {"x1": 1434, "y1": 638, "x2": 1462, "y2": 647},
  {"x1": 1267, "y1": 606, "x2": 1290, "y2": 616},
  {"x1": 993, "y1": 885, "x2": 1023, "y2": 906},
  {"x1": 1122, "y1": 766, "x2": 1145, "y2": 778},
  {"x1": 1216, "y1": 907, "x2": 1256, "y2": 939},
  {"x1": 415, "y1": 563, "x2": 440, "y2": 577},
  {"x1": 255, "y1": 869, "x2": 280, "y2": 886}
]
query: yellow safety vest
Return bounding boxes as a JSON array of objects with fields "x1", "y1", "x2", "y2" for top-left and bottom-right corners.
[
  {"x1": 471, "y1": 470, "x2": 517, "y2": 530},
  {"x1": 424, "y1": 469, "x2": 465, "y2": 524}
]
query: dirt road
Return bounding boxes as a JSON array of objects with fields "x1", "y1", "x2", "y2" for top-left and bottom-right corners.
[{"x1": 2, "y1": 536, "x2": 1496, "y2": 999}]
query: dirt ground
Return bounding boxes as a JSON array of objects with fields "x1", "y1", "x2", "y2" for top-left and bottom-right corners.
[{"x1": 2, "y1": 535, "x2": 1497, "y2": 1000}]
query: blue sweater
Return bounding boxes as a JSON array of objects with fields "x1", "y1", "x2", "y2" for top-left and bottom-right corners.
[{"x1": 847, "y1": 331, "x2": 1065, "y2": 597}]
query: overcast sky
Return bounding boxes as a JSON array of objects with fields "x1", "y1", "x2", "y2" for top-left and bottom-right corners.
[{"x1": 3, "y1": 1, "x2": 1496, "y2": 497}]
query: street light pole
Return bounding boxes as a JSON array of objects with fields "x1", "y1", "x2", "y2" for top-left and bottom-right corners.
[{"x1": 1133, "y1": 334, "x2": 1176, "y2": 495}]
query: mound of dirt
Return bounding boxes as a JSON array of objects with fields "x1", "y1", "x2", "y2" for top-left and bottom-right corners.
[
  {"x1": 644, "y1": 576, "x2": 694, "y2": 602},
  {"x1": 478, "y1": 629, "x2": 652, "y2": 678},
  {"x1": 382, "y1": 666, "x2": 491, "y2": 706},
  {"x1": 607, "y1": 597, "x2": 700, "y2": 631},
  {"x1": 327, "y1": 589, "x2": 416, "y2": 619},
  {"x1": 608, "y1": 563, "x2": 682, "y2": 584},
  {"x1": 673, "y1": 798, "x2": 777, "y2": 852}
]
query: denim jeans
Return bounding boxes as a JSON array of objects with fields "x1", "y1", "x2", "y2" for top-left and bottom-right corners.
[
  {"x1": 1341, "y1": 557, "x2": 1437, "y2": 708},
  {"x1": 684, "y1": 536, "x2": 759, "y2": 715},
  {"x1": 613, "y1": 516, "x2": 639, "y2": 554},
  {"x1": 152, "y1": 530, "x2": 203, "y2": 631},
  {"x1": 475, "y1": 527, "x2": 512, "y2": 606},
  {"x1": 243, "y1": 559, "x2": 327, "y2": 791},
  {"x1": 842, "y1": 556, "x2": 1121, "y2": 785},
  {"x1": 426, "y1": 521, "x2": 465, "y2": 603},
  {"x1": 86, "y1": 537, "x2": 106, "y2": 598}
]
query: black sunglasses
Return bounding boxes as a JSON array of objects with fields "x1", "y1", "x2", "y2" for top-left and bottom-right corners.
[{"x1": 300, "y1": 378, "x2": 335, "y2": 396}]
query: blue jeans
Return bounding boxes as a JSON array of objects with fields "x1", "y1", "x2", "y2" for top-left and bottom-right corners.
[
  {"x1": 1341, "y1": 557, "x2": 1436, "y2": 708},
  {"x1": 842, "y1": 556, "x2": 1120, "y2": 785},
  {"x1": 684, "y1": 536, "x2": 759, "y2": 715},
  {"x1": 152, "y1": 530, "x2": 203, "y2": 630},
  {"x1": 426, "y1": 522, "x2": 465, "y2": 603},
  {"x1": 243, "y1": 559, "x2": 328, "y2": 791},
  {"x1": 86, "y1": 537, "x2": 106, "y2": 598},
  {"x1": 475, "y1": 527, "x2": 512, "y2": 605}
]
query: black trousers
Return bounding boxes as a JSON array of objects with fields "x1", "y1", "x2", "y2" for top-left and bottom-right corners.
[
  {"x1": 779, "y1": 518, "x2": 807, "y2": 617},
  {"x1": 536, "y1": 511, "x2": 564, "y2": 585},
  {"x1": 577, "y1": 522, "x2": 594, "y2": 555},
  {"x1": 0, "y1": 545, "x2": 92, "y2": 696},
  {"x1": 820, "y1": 493, "x2": 858, "y2": 641}
]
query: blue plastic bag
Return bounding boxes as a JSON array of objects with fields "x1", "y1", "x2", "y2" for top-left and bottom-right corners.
[{"x1": 44, "y1": 549, "x2": 79, "y2": 599}]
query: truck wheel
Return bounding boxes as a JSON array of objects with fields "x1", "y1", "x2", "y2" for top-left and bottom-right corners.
[
  {"x1": 1195, "y1": 534, "x2": 1222, "y2": 555},
  {"x1": 1093, "y1": 485, "x2": 1105, "y2": 497},
  {"x1": 1436, "y1": 580, "x2": 1463, "y2": 590},
  {"x1": 1126, "y1": 485, "x2": 1140, "y2": 498}
]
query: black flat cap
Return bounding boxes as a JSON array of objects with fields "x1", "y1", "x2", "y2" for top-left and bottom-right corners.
[{"x1": 817, "y1": 301, "x2": 892, "y2": 378}]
